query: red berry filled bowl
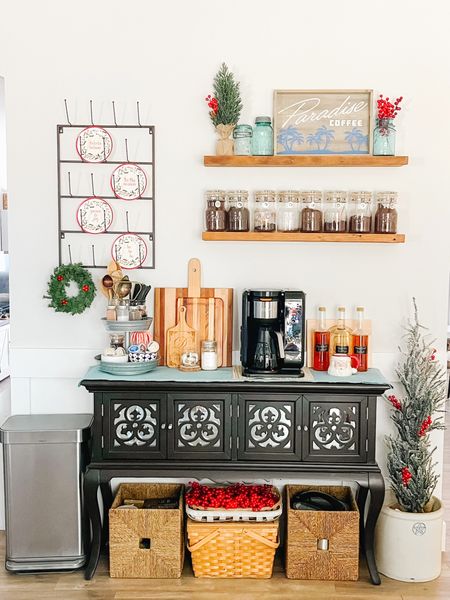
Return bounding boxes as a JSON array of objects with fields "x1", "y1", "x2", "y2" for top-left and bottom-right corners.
[{"x1": 186, "y1": 482, "x2": 280, "y2": 512}]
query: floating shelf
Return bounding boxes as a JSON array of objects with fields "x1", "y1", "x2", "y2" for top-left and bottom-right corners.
[
  {"x1": 203, "y1": 155, "x2": 409, "y2": 167},
  {"x1": 202, "y1": 232, "x2": 406, "y2": 244}
]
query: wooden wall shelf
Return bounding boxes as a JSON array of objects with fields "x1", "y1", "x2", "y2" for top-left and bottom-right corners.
[
  {"x1": 202, "y1": 231, "x2": 406, "y2": 244},
  {"x1": 203, "y1": 155, "x2": 409, "y2": 167}
]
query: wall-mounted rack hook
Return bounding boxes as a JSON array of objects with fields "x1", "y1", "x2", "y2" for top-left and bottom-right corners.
[
  {"x1": 125, "y1": 138, "x2": 130, "y2": 162},
  {"x1": 137, "y1": 101, "x2": 142, "y2": 127},
  {"x1": 90, "y1": 173, "x2": 95, "y2": 196},
  {"x1": 67, "y1": 171, "x2": 73, "y2": 197},
  {"x1": 68, "y1": 244, "x2": 73, "y2": 264},
  {"x1": 112, "y1": 100, "x2": 118, "y2": 126},
  {"x1": 64, "y1": 99, "x2": 72, "y2": 126},
  {"x1": 89, "y1": 100, "x2": 94, "y2": 125},
  {"x1": 91, "y1": 245, "x2": 96, "y2": 267},
  {"x1": 126, "y1": 210, "x2": 130, "y2": 232}
]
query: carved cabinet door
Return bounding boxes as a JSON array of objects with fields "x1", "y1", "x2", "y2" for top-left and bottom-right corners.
[
  {"x1": 237, "y1": 394, "x2": 301, "y2": 461},
  {"x1": 103, "y1": 392, "x2": 166, "y2": 459},
  {"x1": 302, "y1": 395, "x2": 368, "y2": 463},
  {"x1": 167, "y1": 393, "x2": 232, "y2": 460}
]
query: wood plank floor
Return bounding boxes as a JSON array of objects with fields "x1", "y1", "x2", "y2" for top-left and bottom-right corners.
[{"x1": 0, "y1": 415, "x2": 449, "y2": 600}]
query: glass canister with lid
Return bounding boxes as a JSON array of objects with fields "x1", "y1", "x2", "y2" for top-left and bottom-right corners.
[
  {"x1": 300, "y1": 190, "x2": 323, "y2": 232},
  {"x1": 253, "y1": 190, "x2": 277, "y2": 232},
  {"x1": 323, "y1": 191, "x2": 348, "y2": 232},
  {"x1": 349, "y1": 191, "x2": 373, "y2": 233},
  {"x1": 205, "y1": 190, "x2": 227, "y2": 231},
  {"x1": 252, "y1": 116, "x2": 274, "y2": 156},
  {"x1": 227, "y1": 190, "x2": 250, "y2": 231},
  {"x1": 375, "y1": 191, "x2": 398, "y2": 233},
  {"x1": 233, "y1": 124, "x2": 253, "y2": 156},
  {"x1": 277, "y1": 191, "x2": 299, "y2": 232}
]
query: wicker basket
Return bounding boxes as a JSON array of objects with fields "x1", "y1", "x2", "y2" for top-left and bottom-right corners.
[
  {"x1": 109, "y1": 483, "x2": 184, "y2": 578},
  {"x1": 286, "y1": 484, "x2": 359, "y2": 581},
  {"x1": 187, "y1": 518, "x2": 279, "y2": 578}
]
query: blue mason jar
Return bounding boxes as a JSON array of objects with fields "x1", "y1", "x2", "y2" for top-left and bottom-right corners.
[
  {"x1": 373, "y1": 118, "x2": 396, "y2": 156},
  {"x1": 233, "y1": 124, "x2": 253, "y2": 155},
  {"x1": 252, "y1": 116, "x2": 274, "y2": 155}
]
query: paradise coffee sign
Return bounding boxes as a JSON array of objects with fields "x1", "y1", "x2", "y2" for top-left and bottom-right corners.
[{"x1": 273, "y1": 89, "x2": 373, "y2": 155}]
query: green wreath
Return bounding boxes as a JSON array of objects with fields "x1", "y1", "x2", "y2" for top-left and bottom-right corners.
[{"x1": 46, "y1": 263, "x2": 96, "y2": 315}]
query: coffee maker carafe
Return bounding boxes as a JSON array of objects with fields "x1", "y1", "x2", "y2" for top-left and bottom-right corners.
[{"x1": 241, "y1": 290, "x2": 305, "y2": 376}]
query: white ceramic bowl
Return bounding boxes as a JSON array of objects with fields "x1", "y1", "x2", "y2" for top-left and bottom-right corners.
[{"x1": 100, "y1": 354, "x2": 129, "y2": 364}]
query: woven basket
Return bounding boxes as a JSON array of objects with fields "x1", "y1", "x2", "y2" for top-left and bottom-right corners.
[
  {"x1": 187, "y1": 518, "x2": 279, "y2": 578},
  {"x1": 109, "y1": 483, "x2": 184, "y2": 578},
  {"x1": 286, "y1": 484, "x2": 359, "y2": 581}
]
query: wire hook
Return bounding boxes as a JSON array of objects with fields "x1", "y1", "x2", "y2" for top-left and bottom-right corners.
[
  {"x1": 91, "y1": 245, "x2": 96, "y2": 267},
  {"x1": 112, "y1": 100, "x2": 118, "y2": 126},
  {"x1": 67, "y1": 172, "x2": 73, "y2": 197},
  {"x1": 90, "y1": 173, "x2": 95, "y2": 196},
  {"x1": 125, "y1": 138, "x2": 129, "y2": 162},
  {"x1": 64, "y1": 99, "x2": 72, "y2": 126},
  {"x1": 68, "y1": 244, "x2": 73, "y2": 264},
  {"x1": 136, "y1": 101, "x2": 142, "y2": 127},
  {"x1": 89, "y1": 100, "x2": 94, "y2": 125}
]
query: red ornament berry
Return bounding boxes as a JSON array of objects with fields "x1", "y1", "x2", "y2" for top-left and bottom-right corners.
[
  {"x1": 61, "y1": 299, "x2": 68, "y2": 305},
  {"x1": 57, "y1": 275, "x2": 64, "y2": 282},
  {"x1": 82, "y1": 284, "x2": 90, "y2": 292},
  {"x1": 401, "y1": 466, "x2": 412, "y2": 486}
]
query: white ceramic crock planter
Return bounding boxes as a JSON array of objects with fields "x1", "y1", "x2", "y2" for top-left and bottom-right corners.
[{"x1": 375, "y1": 496, "x2": 443, "y2": 582}]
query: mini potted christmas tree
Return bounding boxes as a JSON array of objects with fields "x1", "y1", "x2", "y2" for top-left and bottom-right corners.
[
  {"x1": 205, "y1": 63, "x2": 242, "y2": 155},
  {"x1": 375, "y1": 299, "x2": 446, "y2": 582}
]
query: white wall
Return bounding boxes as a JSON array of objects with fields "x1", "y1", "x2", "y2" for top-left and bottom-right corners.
[{"x1": 0, "y1": 0, "x2": 449, "y2": 510}]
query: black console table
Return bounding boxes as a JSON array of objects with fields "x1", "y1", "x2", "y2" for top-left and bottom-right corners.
[{"x1": 80, "y1": 369, "x2": 390, "y2": 584}]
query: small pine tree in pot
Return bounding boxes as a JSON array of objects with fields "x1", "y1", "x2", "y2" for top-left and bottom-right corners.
[
  {"x1": 375, "y1": 299, "x2": 447, "y2": 582},
  {"x1": 205, "y1": 63, "x2": 242, "y2": 155}
]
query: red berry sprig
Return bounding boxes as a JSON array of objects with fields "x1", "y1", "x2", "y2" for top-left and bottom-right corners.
[
  {"x1": 401, "y1": 466, "x2": 412, "y2": 486},
  {"x1": 419, "y1": 415, "x2": 432, "y2": 437},
  {"x1": 430, "y1": 348, "x2": 437, "y2": 361},
  {"x1": 56, "y1": 275, "x2": 64, "y2": 282},
  {"x1": 82, "y1": 284, "x2": 90, "y2": 292},
  {"x1": 377, "y1": 94, "x2": 403, "y2": 120},
  {"x1": 61, "y1": 299, "x2": 68, "y2": 306},
  {"x1": 387, "y1": 394, "x2": 402, "y2": 410},
  {"x1": 205, "y1": 94, "x2": 219, "y2": 116},
  {"x1": 186, "y1": 482, "x2": 278, "y2": 512}
]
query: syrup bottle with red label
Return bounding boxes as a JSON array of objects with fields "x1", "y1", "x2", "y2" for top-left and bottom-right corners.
[
  {"x1": 313, "y1": 306, "x2": 330, "y2": 371},
  {"x1": 352, "y1": 306, "x2": 369, "y2": 372}
]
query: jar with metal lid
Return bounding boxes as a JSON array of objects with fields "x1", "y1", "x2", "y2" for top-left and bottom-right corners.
[
  {"x1": 374, "y1": 191, "x2": 398, "y2": 233},
  {"x1": 116, "y1": 301, "x2": 130, "y2": 322},
  {"x1": 227, "y1": 190, "x2": 250, "y2": 231},
  {"x1": 109, "y1": 333, "x2": 125, "y2": 349},
  {"x1": 252, "y1": 117, "x2": 274, "y2": 156},
  {"x1": 254, "y1": 190, "x2": 277, "y2": 232},
  {"x1": 349, "y1": 191, "x2": 373, "y2": 233},
  {"x1": 205, "y1": 190, "x2": 227, "y2": 231},
  {"x1": 324, "y1": 191, "x2": 348, "y2": 232},
  {"x1": 201, "y1": 340, "x2": 218, "y2": 370},
  {"x1": 233, "y1": 124, "x2": 253, "y2": 156},
  {"x1": 300, "y1": 191, "x2": 323, "y2": 232},
  {"x1": 277, "y1": 191, "x2": 299, "y2": 232}
]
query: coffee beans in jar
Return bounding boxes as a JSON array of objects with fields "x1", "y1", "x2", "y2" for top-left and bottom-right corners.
[
  {"x1": 254, "y1": 190, "x2": 277, "y2": 232},
  {"x1": 227, "y1": 190, "x2": 250, "y2": 231},
  {"x1": 300, "y1": 190, "x2": 323, "y2": 232},
  {"x1": 277, "y1": 191, "x2": 299, "y2": 232},
  {"x1": 375, "y1": 191, "x2": 398, "y2": 233},
  {"x1": 324, "y1": 191, "x2": 348, "y2": 232},
  {"x1": 349, "y1": 191, "x2": 373, "y2": 233},
  {"x1": 205, "y1": 190, "x2": 227, "y2": 231}
]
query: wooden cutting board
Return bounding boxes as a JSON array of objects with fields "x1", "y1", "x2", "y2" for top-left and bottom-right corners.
[
  {"x1": 154, "y1": 260, "x2": 233, "y2": 366},
  {"x1": 166, "y1": 306, "x2": 197, "y2": 368}
]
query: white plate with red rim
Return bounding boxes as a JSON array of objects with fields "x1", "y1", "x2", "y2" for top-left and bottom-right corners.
[
  {"x1": 76, "y1": 126, "x2": 113, "y2": 163},
  {"x1": 77, "y1": 197, "x2": 113, "y2": 234},
  {"x1": 112, "y1": 233, "x2": 147, "y2": 269},
  {"x1": 111, "y1": 163, "x2": 147, "y2": 200}
]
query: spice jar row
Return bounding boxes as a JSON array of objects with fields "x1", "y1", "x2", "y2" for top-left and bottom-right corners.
[{"x1": 204, "y1": 190, "x2": 399, "y2": 233}]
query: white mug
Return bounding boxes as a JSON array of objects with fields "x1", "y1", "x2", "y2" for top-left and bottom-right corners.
[{"x1": 328, "y1": 354, "x2": 360, "y2": 377}]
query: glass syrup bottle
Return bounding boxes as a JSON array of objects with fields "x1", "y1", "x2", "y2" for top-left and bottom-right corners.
[
  {"x1": 352, "y1": 306, "x2": 369, "y2": 372},
  {"x1": 329, "y1": 306, "x2": 352, "y2": 356},
  {"x1": 313, "y1": 306, "x2": 330, "y2": 371}
]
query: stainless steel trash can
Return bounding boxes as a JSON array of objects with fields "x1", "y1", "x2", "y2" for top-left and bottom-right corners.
[{"x1": 0, "y1": 413, "x2": 92, "y2": 571}]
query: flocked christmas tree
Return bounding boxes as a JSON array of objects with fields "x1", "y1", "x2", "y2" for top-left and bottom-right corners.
[
  {"x1": 205, "y1": 62, "x2": 242, "y2": 155},
  {"x1": 386, "y1": 298, "x2": 446, "y2": 513}
]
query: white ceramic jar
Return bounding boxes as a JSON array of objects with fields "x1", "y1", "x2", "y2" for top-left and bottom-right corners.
[{"x1": 201, "y1": 340, "x2": 218, "y2": 370}]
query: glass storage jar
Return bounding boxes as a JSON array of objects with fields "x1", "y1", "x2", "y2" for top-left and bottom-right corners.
[
  {"x1": 227, "y1": 190, "x2": 250, "y2": 231},
  {"x1": 254, "y1": 190, "x2": 277, "y2": 232},
  {"x1": 277, "y1": 191, "x2": 299, "y2": 232},
  {"x1": 349, "y1": 191, "x2": 373, "y2": 233},
  {"x1": 109, "y1": 333, "x2": 125, "y2": 349},
  {"x1": 300, "y1": 191, "x2": 323, "y2": 232},
  {"x1": 205, "y1": 190, "x2": 227, "y2": 231},
  {"x1": 252, "y1": 117, "x2": 274, "y2": 156},
  {"x1": 233, "y1": 124, "x2": 253, "y2": 156},
  {"x1": 324, "y1": 191, "x2": 348, "y2": 232},
  {"x1": 375, "y1": 191, "x2": 398, "y2": 233}
]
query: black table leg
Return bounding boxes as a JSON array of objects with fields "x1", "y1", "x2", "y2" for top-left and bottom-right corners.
[
  {"x1": 100, "y1": 478, "x2": 113, "y2": 550},
  {"x1": 356, "y1": 483, "x2": 368, "y2": 550},
  {"x1": 365, "y1": 471, "x2": 385, "y2": 585},
  {"x1": 84, "y1": 468, "x2": 101, "y2": 580}
]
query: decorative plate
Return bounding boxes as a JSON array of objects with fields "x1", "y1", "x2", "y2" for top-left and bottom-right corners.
[
  {"x1": 112, "y1": 233, "x2": 147, "y2": 269},
  {"x1": 77, "y1": 197, "x2": 113, "y2": 234},
  {"x1": 76, "y1": 126, "x2": 113, "y2": 163},
  {"x1": 111, "y1": 163, "x2": 147, "y2": 200}
]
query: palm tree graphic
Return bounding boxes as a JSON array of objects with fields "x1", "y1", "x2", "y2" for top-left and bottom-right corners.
[
  {"x1": 315, "y1": 126, "x2": 335, "y2": 151},
  {"x1": 345, "y1": 128, "x2": 369, "y2": 152},
  {"x1": 277, "y1": 126, "x2": 304, "y2": 153}
]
